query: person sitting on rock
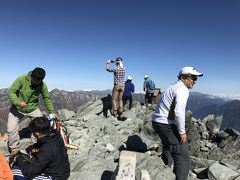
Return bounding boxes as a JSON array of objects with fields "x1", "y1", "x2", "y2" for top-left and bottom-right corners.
[{"x1": 12, "y1": 116, "x2": 70, "y2": 180}]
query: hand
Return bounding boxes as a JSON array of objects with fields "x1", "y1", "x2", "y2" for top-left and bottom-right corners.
[
  {"x1": 180, "y1": 133, "x2": 187, "y2": 144},
  {"x1": 48, "y1": 113, "x2": 57, "y2": 121},
  {"x1": 19, "y1": 101, "x2": 27, "y2": 108},
  {"x1": 107, "y1": 59, "x2": 111, "y2": 64}
]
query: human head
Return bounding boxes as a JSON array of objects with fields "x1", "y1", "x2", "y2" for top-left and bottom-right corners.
[
  {"x1": 178, "y1": 66, "x2": 203, "y2": 89},
  {"x1": 31, "y1": 67, "x2": 45, "y2": 85},
  {"x1": 28, "y1": 117, "x2": 50, "y2": 139},
  {"x1": 144, "y1": 74, "x2": 149, "y2": 80},
  {"x1": 127, "y1": 76, "x2": 133, "y2": 81},
  {"x1": 115, "y1": 57, "x2": 124, "y2": 68}
]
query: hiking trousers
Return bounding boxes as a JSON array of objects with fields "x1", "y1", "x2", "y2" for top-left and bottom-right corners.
[
  {"x1": 112, "y1": 85, "x2": 124, "y2": 113},
  {"x1": 152, "y1": 121, "x2": 190, "y2": 180},
  {"x1": 145, "y1": 92, "x2": 153, "y2": 109},
  {"x1": 7, "y1": 106, "x2": 42, "y2": 152},
  {"x1": 123, "y1": 95, "x2": 133, "y2": 110}
]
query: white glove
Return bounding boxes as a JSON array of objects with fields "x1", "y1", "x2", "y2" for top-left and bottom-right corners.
[
  {"x1": 48, "y1": 113, "x2": 56, "y2": 121},
  {"x1": 107, "y1": 59, "x2": 111, "y2": 64}
]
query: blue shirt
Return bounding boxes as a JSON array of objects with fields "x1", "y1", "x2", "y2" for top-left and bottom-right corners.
[{"x1": 123, "y1": 80, "x2": 135, "y2": 96}]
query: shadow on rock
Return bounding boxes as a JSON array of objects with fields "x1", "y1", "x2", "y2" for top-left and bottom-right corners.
[
  {"x1": 126, "y1": 134, "x2": 147, "y2": 153},
  {"x1": 101, "y1": 170, "x2": 113, "y2": 180}
]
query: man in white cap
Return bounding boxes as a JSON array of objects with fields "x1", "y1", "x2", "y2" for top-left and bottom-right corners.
[
  {"x1": 106, "y1": 57, "x2": 125, "y2": 117},
  {"x1": 152, "y1": 66, "x2": 203, "y2": 180},
  {"x1": 123, "y1": 76, "x2": 135, "y2": 110}
]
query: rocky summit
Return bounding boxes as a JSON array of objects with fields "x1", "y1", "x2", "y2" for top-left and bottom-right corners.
[{"x1": 1, "y1": 98, "x2": 240, "y2": 180}]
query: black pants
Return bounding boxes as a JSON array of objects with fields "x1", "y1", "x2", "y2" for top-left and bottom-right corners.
[
  {"x1": 145, "y1": 93, "x2": 153, "y2": 108},
  {"x1": 123, "y1": 96, "x2": 133, "y2": 110},
  {"x1": 152, "y1": 121, "x2": 190, "y2": 180}
]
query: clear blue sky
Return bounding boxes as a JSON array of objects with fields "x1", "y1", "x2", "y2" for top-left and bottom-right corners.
[{"x1": 0, "y1": 0, "x2": 239, "y2": 94}]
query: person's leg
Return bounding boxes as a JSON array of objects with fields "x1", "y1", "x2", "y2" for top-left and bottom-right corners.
[
  {"x1": 149, "y1": 93, "x2": 154, "y2": 105},
  {"x1": 129, "y1": 96, "x2": 133, "y2": 110},
  {"x1": 145, "y1": 93, "x2": 149, "y2": 109},
  {"x1": 118, "y1": 86, "x2": 124, "y2": 114},
  {"x1": 112, "y1": 85, "x2": 118, "y2": 116},
  {"x1": 171, "y1": 143, "x2": 190, "y2": 180},
  {"x1": 168, "y1": 125, "x2": 189, "y2": 180},
  {"x1": 12, "y1": 167, "x2": 53, "y2": 180},
  {"x1": 27, "y1": 108, "x2": 43, "y2": 143},
  {"x1": 27, "y1": 108, "x2": 42, "y2": 118},
  {"x1": 12, "y1": 167, "x2": 28, "y2": 180},
  {"x1": 152, "y1": 122, "x2": 174, "y2": 166},
  {"x1": 123, "y1": 96, "x2": 127, "y2": 109},
  {"x1": 7, "y1": 107, "x2": 24, "y2": 153}
]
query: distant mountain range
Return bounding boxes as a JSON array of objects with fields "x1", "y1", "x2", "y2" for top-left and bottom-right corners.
[{"x1": 0, "y1": 88, "x2": 239, "y2": 132}]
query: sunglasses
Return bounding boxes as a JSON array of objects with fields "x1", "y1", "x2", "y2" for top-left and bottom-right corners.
[{"x1": 188, "y1": 75, "x2": 198, "y2": 81}]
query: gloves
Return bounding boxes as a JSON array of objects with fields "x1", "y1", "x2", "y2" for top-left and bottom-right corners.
[
  {"x1": 107, "y1": 59, "x2": 111, "y2": 64},
  {"x1": 48, "y1": 113, "x2": 56, "y2": 121}
]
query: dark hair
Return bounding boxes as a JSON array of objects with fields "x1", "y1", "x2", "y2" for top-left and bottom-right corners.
[
  {"x1": 116, "y1": 57, "x2": 122, "y2": 61},
  {"x1": 28, "y1": 117, "x2": 50, "y2": 134},
  {"x1": 31, "y1": 67, "x2": 46, "y2": 80}
]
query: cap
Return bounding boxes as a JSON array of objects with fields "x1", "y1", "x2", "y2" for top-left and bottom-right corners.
[
  {"x1": 144, "y1": 74, "x2": 149, "y2": 79},
  {"x1": 179, "y1": 67, "x2": 203, "y2": 76},
  {"x1": 127, "y1": 76, "x2": 133, "y2": 80},
  {"x1": 116, "y1": 57, "x2": 122, "y2": 61}
]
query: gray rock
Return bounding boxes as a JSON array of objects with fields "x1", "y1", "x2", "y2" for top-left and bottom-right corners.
[{"x1": 208, "y1": 163, "x2": 239, "y2": 180}]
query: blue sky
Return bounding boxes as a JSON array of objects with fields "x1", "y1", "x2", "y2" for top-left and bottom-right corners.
[{"x1": 0, "y1": 0, "x2": 239, "y2": 95}]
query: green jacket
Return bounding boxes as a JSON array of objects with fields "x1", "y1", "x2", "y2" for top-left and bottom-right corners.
[{"x1": 7, "y1": 72, "x2": 55, "y2": 113}]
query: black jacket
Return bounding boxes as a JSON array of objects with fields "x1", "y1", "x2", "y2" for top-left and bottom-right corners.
[{"x1": 16, "y1": 133, "x2": 70, "y2": 180}]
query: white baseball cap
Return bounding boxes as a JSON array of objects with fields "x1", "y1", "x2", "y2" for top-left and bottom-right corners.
[
  {"x1": 127, "y1": 76, "x2": 133, "y2": 80},
  {"x1": 144, "y1": 74, "x2": 149, "y2": 79},
  {"x1": 179, "y1": 67, "x2": 203, "y2": 76}
]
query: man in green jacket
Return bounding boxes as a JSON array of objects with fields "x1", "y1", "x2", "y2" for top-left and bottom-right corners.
[{"x1": 7, "y1": 67, "x2": 55, "y2": 155}]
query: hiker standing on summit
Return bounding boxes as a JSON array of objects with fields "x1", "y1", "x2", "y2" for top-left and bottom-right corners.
[
  {"x1": 106, "y1": 57, "x2": 125, "y2": 117},
  {"x1": 123, "y1": 76, "x2": 135, "y2": 110},
  {"x1": 143, "y1": 75, "x2": 155, "y2": 110},
  {"x1": 7, "y1": 67, "x2": 56, "y2": 156},
  {"x1": 152, "y1": 67, "x2": 203, "y2": 180}
]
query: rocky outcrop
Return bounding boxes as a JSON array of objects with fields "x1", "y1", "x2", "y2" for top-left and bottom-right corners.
[{"x1": 0, "y1": 99, "x2": 240, "y2": 180}]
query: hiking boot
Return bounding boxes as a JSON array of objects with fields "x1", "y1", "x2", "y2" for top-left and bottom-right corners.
[{"x1": 112, "y1": 110, "x2": 117, "y2": 117}]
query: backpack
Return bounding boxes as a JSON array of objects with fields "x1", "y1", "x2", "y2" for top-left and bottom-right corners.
[
  {"x1": 50, "y1": 117, "x2": 71, "y2": 145},
  {"x1": 50, "y1": 117, "x2": 79, "y2": 150}
]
